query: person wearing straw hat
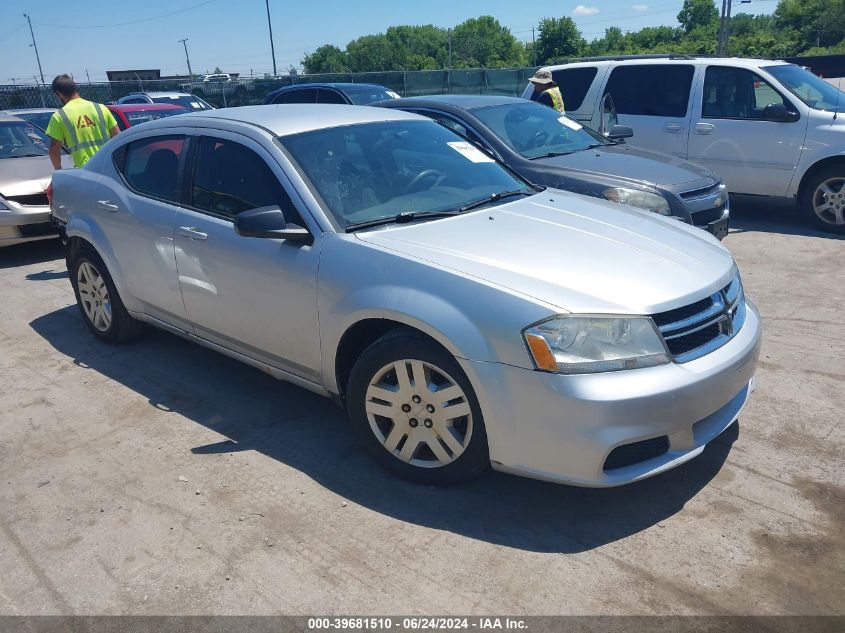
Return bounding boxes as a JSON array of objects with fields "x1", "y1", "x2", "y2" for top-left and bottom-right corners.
[{"x1": 528, "y1": 70, "x2": 565, "y2": 113}]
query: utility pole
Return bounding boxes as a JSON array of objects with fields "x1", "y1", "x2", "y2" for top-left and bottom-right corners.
[
  {"x1": 448, "y1": 29, "x2": 452, "y2": 70},
  {"x1": 86, "y1": 69, "x2": 91, "y2": 84},
  {"x1": 532, "y1": 27, "x2": 537, "y2": 66},
  {"x1": 718, "y1": 0, "x2": 751, "y2": 56},
  {"x1": 265, "y1": 0, "x2": 277, "y2": 77},
  {"x1": 23, "y1": 14, "x2": 45, "y2": 85},
  {"x1": 179, "y1": 38, "x2": 194, "y2": 77}
]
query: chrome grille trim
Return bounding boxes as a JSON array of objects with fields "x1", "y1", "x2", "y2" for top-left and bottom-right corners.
[
  {"x1": 679, "y1": 181, "x2": 722, "y2": 200},
  {"x1": 651, "y1": 276, "x2": 745, "y2": 363}
]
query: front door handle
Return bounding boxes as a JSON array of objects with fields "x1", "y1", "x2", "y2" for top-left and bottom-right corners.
[
  {"x1": 97, "y1": 200, "x2": 119, "y2": 212},
  {"x1": 695, "y1": 122, "x2": 716, "y2": 135},
  {"x1": 663, "y1": 123, "x2": 683, "y2": 134},
  {"x1": 177, "y1": 226, "x2": 208, "y2": 241}
]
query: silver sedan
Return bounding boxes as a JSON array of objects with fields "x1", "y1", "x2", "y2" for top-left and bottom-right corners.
[{"x1": 50, "y1": 105, "x2": 761, "y2": 486}]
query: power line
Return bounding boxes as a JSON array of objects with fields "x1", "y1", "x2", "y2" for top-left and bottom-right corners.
[{"x1": 33, "y1": 0, "x2": 219, "y2": 30}]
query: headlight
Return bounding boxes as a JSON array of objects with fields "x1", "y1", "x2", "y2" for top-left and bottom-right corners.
[
  {"x1": 603, "y1": 187, "x2": 672, "y2": 215},
  {"x1": 523, "y1": 316, "x2": 670, "y2": 374}
]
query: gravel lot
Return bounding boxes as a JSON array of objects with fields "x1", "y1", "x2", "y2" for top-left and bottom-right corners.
[{"x1": 0, "y1": 198, "x2": 842, "y2": 616}]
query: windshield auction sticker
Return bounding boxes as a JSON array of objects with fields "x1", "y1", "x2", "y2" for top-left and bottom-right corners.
[
  {"x1": 558, "y1": 116, "x2": 582, "y2": 131},
  {"x1": 447, "y1": 141, "x2": 494, "y2": 163}
]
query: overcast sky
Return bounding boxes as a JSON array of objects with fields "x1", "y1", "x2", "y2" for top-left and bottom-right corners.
[{"x1": 0, "y1": 0, "x2": 776, "y2": 83}]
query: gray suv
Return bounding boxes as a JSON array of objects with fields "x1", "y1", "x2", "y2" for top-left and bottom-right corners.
[{"x1": 378, "y1": 96, "x2": 730, "y2": 239}]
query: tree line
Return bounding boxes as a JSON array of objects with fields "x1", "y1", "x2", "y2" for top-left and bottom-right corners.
[{"x1": 302, "y1": 0, "x2": 845, "y2": 74}]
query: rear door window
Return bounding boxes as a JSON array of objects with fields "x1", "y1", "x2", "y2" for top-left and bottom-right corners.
[
  {"x1": 702, "y1": 66, "x2": 791, "y2": 119},
  {"x1": 605, "y1": 64, "x2": 695, "y2": 117},
  {"x1": 281, "y1": 89, "x2": 318, "y2": 104},
  {"x1": 317, "y1": 89, "x2": 347, "y2": 104},
  {"x1": 549, "y1": 67, "x2": 598, "y2": 111},
  {"x1": 115, "y1": 135, "x2": 186, "y2": 203}
]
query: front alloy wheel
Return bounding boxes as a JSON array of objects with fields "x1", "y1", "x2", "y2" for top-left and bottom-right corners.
[
  {"x1": 811, "y1": 176, "x2": 845, "y2": 227},
  {"x1": 346, "y1": 328, "x2": 489, "y2": 484},
  {"x1": 365, "y1": 359, "x2": 473, "y2": 468}
]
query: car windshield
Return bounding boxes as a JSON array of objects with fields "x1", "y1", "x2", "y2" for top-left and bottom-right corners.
[
  {"x1": 124, "y1": 108, "x2": 189, "y2": 126},
  {"x1": 279, "y1": 120, "x2": 532, "y2": 229},
  {"x1": 470, "y1": 101, "x2": 609, "y2": 159},
  {"x1": 13, "y1": 111, "x2": 54, "y2": 132},
  {"x1": 152, "y1": 96, "x2": 210, "y2": 110},
  {"x1": 346, "y1": 88, "x2": 401, "y2": 105},
  {"x1": 0, "y1": 121, "x2": 50, "y2": 159},
  {"x1": 764, "y1": 64, "x2": 845, "y2": 112}
]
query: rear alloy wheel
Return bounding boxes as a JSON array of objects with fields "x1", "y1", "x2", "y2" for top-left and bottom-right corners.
[
  {"x1": 69, "y1": 246, "x2": 144, "y2": 344},
  {"x1": 803, "y1": 167, "x2": 845, "y2": 234},
  {"x1": 77, "y1": 261, "x2": 112, "y2": 332},
  {"x1": 346, "y1": 329, "x2": 489, "y2": 484}
]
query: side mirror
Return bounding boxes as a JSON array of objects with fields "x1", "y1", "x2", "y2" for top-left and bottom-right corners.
[
  {"x1": 607, "y1": 124, "x2": 634, "y2": 140},
  {"x1": 763, "y1": 103, "x2": 799, "y2": 123},
  {"x1": 234, "y1": 205, "x2": 313, "y2": 244}
]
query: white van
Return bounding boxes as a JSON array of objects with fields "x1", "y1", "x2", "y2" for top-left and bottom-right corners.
[{"x1": 523, "y1": 56, "x2": 845, "y2": 233}]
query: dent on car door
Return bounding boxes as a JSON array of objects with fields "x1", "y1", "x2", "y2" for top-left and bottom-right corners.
[
  {"x1": 101, "y1": 133, "x2": 191, "y2": 327},
  {"x1": 174, "y1": 133, "x2": 323, "y2": 381}
]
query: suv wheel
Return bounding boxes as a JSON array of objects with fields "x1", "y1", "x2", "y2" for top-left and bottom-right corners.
[
  {"x1": 69, "y1": 245, "x2": 144, "y2": 343},
  {"x1": 803, "y1": 166, "x2": 845, "y2": 234},
  {"x1": 346, "y1": 328, "x2": 489, "y2": 484}
]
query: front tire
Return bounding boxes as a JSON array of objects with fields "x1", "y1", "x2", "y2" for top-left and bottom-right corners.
[
  {"x1": 69, "y1": 245, "x2": 144, "y2": 344},
  {"x1": 346, "y1": 329, "x2": 489, "y2": 485},
  {"x1": 802, "y1": 166, "x2": 845, "y2": 234}
]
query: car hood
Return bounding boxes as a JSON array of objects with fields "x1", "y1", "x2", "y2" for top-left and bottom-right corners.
[
  {"x1": 0, "y1": 154, "x2": 71, "y2": 197},
  {"x1": 355, "y1": 190, "x2": 736, "y2": 315},
  {"x1": 534, "y1": 144, "x2": 715, "y2": 188}
]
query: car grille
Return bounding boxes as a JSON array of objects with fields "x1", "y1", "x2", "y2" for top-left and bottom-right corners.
[
  {"x1": 691, "y1": 205, "x2": 726, "y2": 225},
  {"x1": 604, "y1": 435, "x2": 670, "y2": 471},
  {"x1": 18, "y1": 222, "x2": 57, "y2": 237},
  {"x1": 679, "y1": 181, "x2": 721, "y2": 200},
  {"x1": 5, "y1": 193, "x2": 49, "y2": 206},
  {"x1": 651, "y1": 276, "x2": 745, "y2": 363}
]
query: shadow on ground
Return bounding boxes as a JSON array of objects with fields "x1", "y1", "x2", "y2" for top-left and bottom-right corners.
[
  {"x1": 31, "y1": 305, "x2": 738, "y2": 554},
  {"x1": 727, "y1": 195, "x2": 844, "y2": 240},
  {"x1": 0, "y1": 238, "x2": 64, "y2": 269}
]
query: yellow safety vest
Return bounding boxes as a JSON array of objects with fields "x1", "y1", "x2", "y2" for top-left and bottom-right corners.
[
  {"x1": 546, "y1": 87, "x2": 565, "y2": 113},
  {"x1": 45, "y1": 99, "x2": 115, "y2": 167}
]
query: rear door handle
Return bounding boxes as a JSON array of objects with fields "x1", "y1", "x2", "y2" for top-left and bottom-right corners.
[
  {"x1": 695, "y1": 122, "x2": 716, "y2": 135},
  {"x1": 663, "y1": 123, "x2": 683, "y2": 134},
  {"x1": 97, "y1": 200, "x2": 119, "y2": 212},
  {"x1": 177, "y1": 226, "x2": 208, "y2": 241}
]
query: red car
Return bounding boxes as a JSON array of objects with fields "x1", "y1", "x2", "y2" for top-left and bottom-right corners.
[{"x1": 106, "y1": 103, "x2": 190, "y2": 130}]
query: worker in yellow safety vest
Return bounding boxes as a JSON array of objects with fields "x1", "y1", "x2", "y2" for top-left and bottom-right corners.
[
  {"x1": 46, "y1": 74, "x2": 119, "y2": 169},
  {"x1": 528, "y1": 69, "x2": 565, "y2": 113}
]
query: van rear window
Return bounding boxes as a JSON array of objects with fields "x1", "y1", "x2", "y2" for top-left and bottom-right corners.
[{"x1": 550, "y1": 67, "x2": 598, "y2": 111}]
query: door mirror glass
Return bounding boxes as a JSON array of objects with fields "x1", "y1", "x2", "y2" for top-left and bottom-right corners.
[
  {"x1": 234, "y1": 205, "x2": 312, "y2": 243},
  {"x1": 607, "y1": 124, "x2": 634, "y2": 140}
]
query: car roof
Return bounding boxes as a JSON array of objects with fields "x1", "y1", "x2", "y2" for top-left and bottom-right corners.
[
  {"x1": 107, "y1": 103, "x2": 189, "y2": 112},
  {"x1": 154, "y1": 104, "x2": 423, "y2": 136},
  {"x1": 1, "y1": 108, "x2": 56, "y2": 115},
  {"x1": 125, "y1": 91, "x2": 194, "y2": 98},
  {"x1": 382, "y1": 94, "x2": 524, "y2": 110},
  {"x1": 540, "y1": 57, "x2": 792, "y2": 72},
  {"x1": 273, "y1": 82, "x2": 389, "y2": 92}
]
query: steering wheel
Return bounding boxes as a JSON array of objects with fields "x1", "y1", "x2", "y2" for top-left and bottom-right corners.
[
  {"x1": 530, "y1": 131, "x2": 548, "y2": 148},
  {"x1": 404, "y1": 169, "x2": 443, "y2": 194}
]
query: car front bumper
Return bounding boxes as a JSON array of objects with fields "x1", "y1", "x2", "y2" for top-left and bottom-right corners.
[
  {"x1": 0, "y1": 203, "x2": 58, "y2": 247},
  {"x1": 459, "y1": 299, "x2": 762, "y2": 487}
]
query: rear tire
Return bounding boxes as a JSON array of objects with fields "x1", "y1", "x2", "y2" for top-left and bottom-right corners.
[
  {"x1": 68, "y1": 245, "x2": 145, "y2": 344},
  {"x1": 801, "y1": 166, "x2": 845, "y2": 234},
  {"x1": 346, "y1": 328, "x2": 489, "y2": 485}
]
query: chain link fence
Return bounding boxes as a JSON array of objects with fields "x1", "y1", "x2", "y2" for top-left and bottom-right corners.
[{"x1": 0, "y1": 67, "x2": 541, "y2": 110}]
